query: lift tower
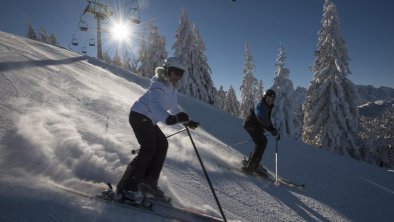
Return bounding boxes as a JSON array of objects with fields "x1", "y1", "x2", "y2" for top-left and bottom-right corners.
[{"x1": 82, "y1": 0, "x2": 112, "y2": 59}]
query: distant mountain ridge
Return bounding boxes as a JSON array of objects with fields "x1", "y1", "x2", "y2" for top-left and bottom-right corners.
[
  {"x1": 358, "y1": 99, "x2": 394, "y2": 118},
  {"x1": 356, "y1": 85, "x2": 394, "y2": 104}
]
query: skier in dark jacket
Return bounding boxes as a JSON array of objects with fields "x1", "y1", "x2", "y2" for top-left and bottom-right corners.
[
  {"x1": 242, "y1": 89, "x2": 279, "y2": 174},
  {"x1": 116, "y1": 57, "x2": 199, "y2": 204}
]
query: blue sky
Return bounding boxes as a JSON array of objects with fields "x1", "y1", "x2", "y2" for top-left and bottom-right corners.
[{"x1": 1, "y1": 0, "x2": 393, "y2": 96}]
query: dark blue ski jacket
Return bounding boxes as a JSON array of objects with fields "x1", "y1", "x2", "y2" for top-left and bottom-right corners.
[{"x1": 243, "y1": 100, "x2": 275, "y2": 133}]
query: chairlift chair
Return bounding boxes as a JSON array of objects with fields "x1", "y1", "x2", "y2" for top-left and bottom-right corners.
[
  {"x1": 89, "y1": 39, "x2": 95, "y2": 46},
  {"x1": 128, "y1": 5, "x2": 140, "y2": 25},
  {"x1": 79, "y1": 20, "x2": 88, "y2": 31},
  {"x1": 71, "y1": 37, "x2": 78, "y2": 46},
  {"x1": 129, "y1": 17, "x2": 140, "y2": 25},
  {"x1": 82, "y1": 47, "x2": 87, "y2": 54}
]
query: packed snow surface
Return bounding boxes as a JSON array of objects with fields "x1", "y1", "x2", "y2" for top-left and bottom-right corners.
[{"x1": 1, "y1": 32, "x2": 393, "y2": 221}]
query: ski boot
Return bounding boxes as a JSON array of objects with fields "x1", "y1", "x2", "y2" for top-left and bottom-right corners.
[
  {"x1": 255, "y1": 165, "x2": 268, "y2": 177},
  {"x1": 241, "y1": 157, "x2": 268, "y2": 177},
  {"x1": 100, "y1": 182, "x2": 116, "y2": 199},
  {"x1": 241, "y1": 157, "x2": 256, "y2": 174},
  {"x1": 119, "y1": 190, "x2": 153, "y2": 208},
  {"x1": 140, "y1": 183, "x2": 171, "y2": 203}
]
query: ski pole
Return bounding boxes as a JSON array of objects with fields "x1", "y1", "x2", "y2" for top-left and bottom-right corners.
[
  {"x1": 165, "y1": 127, "x2": 187, "y2": 139},
  {"x1": 185, "y1": 127, "x2": 227, "y2": 222},
  {"x1": 226, "y1": 139, "x2": 251, "y2": 148},
  {"x1": 274, "y1": 137, "x2": 280, "y2": 187},
  {"x1": 131, "y1": 128, "x2": 187, "y2": 155}
]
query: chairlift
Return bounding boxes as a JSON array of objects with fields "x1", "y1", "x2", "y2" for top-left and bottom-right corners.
[
  {"x1": 79, "y1": 20, "x2": 88, "y2": 31},
  {"x1": 71, "y1": 37, "x2": 78, "y2": 46},
  {"x1": 82, "y1": 47, "x2": 87, "y2": 54},
  {"x1": 129, "y1": 17, "x2": 140, "y2": 25},
  {"x1": 128, "y1": 0, "x2": 141, "y2": 24},
  {"x1": 89, "y1": 39, "x2": 95, "y2": 47}
]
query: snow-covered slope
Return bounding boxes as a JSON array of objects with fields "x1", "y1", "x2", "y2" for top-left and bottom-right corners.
[{"x1": 1, "y1": 31, "x2": 394, "y2": 222}]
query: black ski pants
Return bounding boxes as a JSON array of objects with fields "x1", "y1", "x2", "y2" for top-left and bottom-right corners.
[
  {"x1": 117, "y1": 111, "x2": 168, "y2": 192},
  {"x1": 244, "y1": 126, "x2": 267, "y2": 170}
]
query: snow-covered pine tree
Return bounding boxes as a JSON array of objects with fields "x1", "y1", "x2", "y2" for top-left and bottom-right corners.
[
  {"x1": 172, "y1": 8, "x2": 193, "y2": 91},
  {"x1": 173, "y1": 9, "x2": 217, "y2": 104},
  {"x1": 137, "y1": 34, "x2": 148, "y2": 76},
  {"x1": 255, "y1": 80, "x2": 264, "y2": 101},
  {"x1": 47, "y1": 33, "x2": 58, "y2": 46},
  {"x1": 271, "y1": 44, "x2": 301, "y2": 139},
  {"x1": 360, "y1": 106, "x2": 394, "y2": 167},
  {"x1": 302, "y1": 0, "x2": 361, "y2": 157},
  {"x1": 239, "y1": 42, "x2": 259, "y2": 119},
  {"x1": 188, "y1": 23, "x2": 217, "y2": 104},
  {"x1": 138, "y1": 18, "x2": 167, "y2": 77},
  {"x1": 217, "y1": 86, "x2": 227, "y2": 110},
  {"x1": 26, "y1": 23, "x2": 37, "y2": 40},
  {"x1": 130, "y1": 58, "x2": 139, "y2": 74},
  {"x1": 121, "y1": 50, "x2": 133, "y2": 72},
  {"x1": 102, "y1": 51, "x2": 112, "y2": 64},
  {"x1": 224, "y1": 85, "x2": 240, "y2": 117},
  {"x1": 293, "y1": 86, "x2": 307, "y2": 137},
  {"x1": 37, "y1": 27, "x2": 48, "y2": 43},
  {"x1": 113, "y1": 48, "x2": 122, "y2": 67}
]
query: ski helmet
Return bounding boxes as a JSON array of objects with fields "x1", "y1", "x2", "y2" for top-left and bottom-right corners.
[
  {"x1": 263, "y1": 89, "x2": 276, "y2": 99},
  {"x1": 163, "y1": 57, "x2": 187, "y2": 72}
]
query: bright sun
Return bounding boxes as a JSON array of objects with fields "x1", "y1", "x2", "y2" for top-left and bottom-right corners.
[{"x1": 111, "y1": 22, "x2": 132, "y2": 41}]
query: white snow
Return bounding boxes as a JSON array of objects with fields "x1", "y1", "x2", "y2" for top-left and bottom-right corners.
[{"x1": 1, "y1": 31, "x2": 393, "y2": 222}]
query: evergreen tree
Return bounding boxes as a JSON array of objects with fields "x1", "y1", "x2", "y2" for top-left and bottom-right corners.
[
  {"x1": 302, "y1": 0, "x2": 361, "y2": 157},
  {"x1": 224, "y1": 86, "x2": 240, "y2": 117},
  {"x1": 217, "y1": 86, "x2": 227, "y2": 110},
  {"x1": 360, "y1": 106, "x2": 394, "y2": 167},
  {"x1": 122, "y1": 50, "x2": 133, "y2": 71},
  {"x1": 130, "y1": 58, "x2": 139, "y2": 74},
  {"x1": 138, "y1": 18, "x2": 167, "y2": 77},
  {"x1": 271, "y1": 44, "x2": 301, "y2": 139},
  {"x1": 113, "y1": 48, "x2": 122, "y2": 67},
  {"x1": 102, "y1": 51, "x2": 112, "y2": 64},
  {"x1": 239, "y1": 42, "x2": 259, "y2": 119},
  {"x1": 173, "y1": 9, "x2": 217, "y2": 104},
  {"x1": 255, "y1": 80, "x2": 264, "y2": 100},
  {"x1": 172, "y1": 8, "x2": 193, "y2": 91},
  {"x1": 137, "y1": 34, "x2": 148, "y2": 76},
  {"x1": 47, "y1": 33, "x2": 58, "y2": 46},
  {"x1": 26, "y1": 23, "x2": 37, "y2": 40},
  {"x1": 37, "y1": 27, "x2": 49, "y2": 43},
  {"x1": 189, "y1": 23, "x2": 217, "y2": 104}
]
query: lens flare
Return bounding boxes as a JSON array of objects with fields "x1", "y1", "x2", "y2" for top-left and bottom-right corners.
[{"x1": 110, "y1": 21, "x2": 132, "y2": 41}]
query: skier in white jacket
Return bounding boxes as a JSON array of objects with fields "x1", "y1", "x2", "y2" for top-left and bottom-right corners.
[{"x1": 116, "y1": 57, "x2": 199, "y2": 203}]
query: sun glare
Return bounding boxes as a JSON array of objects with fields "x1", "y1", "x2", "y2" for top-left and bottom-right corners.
[{"x1": 111, "y1": 21, "x2": 132, "y2": 41}]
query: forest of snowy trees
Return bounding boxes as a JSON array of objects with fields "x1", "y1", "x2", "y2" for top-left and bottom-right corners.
[
  {"x1": 108, "y1": 1, "x2": 393, "y2": 167},
  {"x1": 25, "y1": 0, "x2": 392, "y2": 167},
  {"x1": 26, "y1": 23, "x2": 58, "y2": 46}
]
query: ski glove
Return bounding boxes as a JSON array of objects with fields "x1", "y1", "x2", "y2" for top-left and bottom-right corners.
[
  {"x1": 184, "y1": 120, "x2": 199, "y2": 130},
  {"x1": 272, "y1": 128, "x2": 280, "y2": 141},
  {"x1": 166, "y1": 112, "x2": 189, "y2": 125}
]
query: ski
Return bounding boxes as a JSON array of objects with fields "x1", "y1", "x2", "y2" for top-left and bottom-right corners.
[
  {"x1": 55, "y1": 183, "x2": 221, "y2": 222},
  {"x1": 96, "y1": 186, "x2": 153, "y2": 211},
  {"x1": 105, "y1": 183, "x2": 223, "y2": 222},
  {"x1": 148, "y1": 198, "x2": 223, "y2": 222},
  {"x1": 218, "y1": 164, "x2": 305, "y2": 190}
]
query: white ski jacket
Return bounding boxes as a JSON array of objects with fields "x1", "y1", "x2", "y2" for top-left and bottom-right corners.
[{"x1": 131, "y1": 67, "x2": 182, "y2": 125}]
